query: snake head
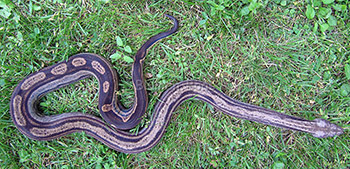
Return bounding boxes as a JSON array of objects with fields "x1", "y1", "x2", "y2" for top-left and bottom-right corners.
[{"x1": 311, "y1": 118, "x2": 344, "y2": 138}]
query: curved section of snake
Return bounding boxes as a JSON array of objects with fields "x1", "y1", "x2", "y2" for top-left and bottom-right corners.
[{"x1": 10, "y1": 15, "x2": 343, "y2": 154}]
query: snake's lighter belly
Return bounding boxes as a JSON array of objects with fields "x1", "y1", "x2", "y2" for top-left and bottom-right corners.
[{"x1": 10, "y1": 15, "x2": 343, "y2": 154}]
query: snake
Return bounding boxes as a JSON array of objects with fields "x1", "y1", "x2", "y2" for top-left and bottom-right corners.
[{"x1": 10, "y1": 14, "x2": 344, "y2": 153}]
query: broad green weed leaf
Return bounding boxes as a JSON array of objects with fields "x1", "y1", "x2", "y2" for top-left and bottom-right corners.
[
  {"x1": 320, "y1": 23, "x2": 329, "y2": 32},
  {"x1": 318, "y1": 7, "x2": 331, "y2": 17},
  {"x1": 322, "y1": 0, "x2": 334, "y2": 5},
  {"x1": 313, "y1": 0, "x2": 322, "y2": 6},
  {"x1": 272, "y1": 162, "x2": 285, "y2": 169},
  {"x1": 124, "y1": 46, "x2": 132, "y2": 53},
  {"x1": 0, "y1": 2, "x2": 11, "y2": 18},
  {"x1": 327, "y1": 15, "x2": 337, "y2": 26},
  {"x1": 313, "y1": 22, "x2": 318, "y2": 32},
  {"x1": 240, "y1": 6, "x2": 250, "y2": 16},
  {"x1": 116, "y1": 36, "x2": 123, "y2": 47},
  {"x1": 306, "y1": 5, "x2": 315, "y2": 19},
  {"x1": 123, "y1": 56, "x2": 134, "y2": 63},
  {"x1": 340, "y1": 84, "x2": 350, "y2": 96},
  {"x1": 333, "y1": 4, "x2": 346, "y2": 12},
  {"x1": 345, "y1": 64, "x2": 350, "y2": 80},
  {"x1": 34, "y1": 27, "x2": 40, "y2": 34},
  {"x1": 110, "y1": 52, "x2": 122, "y2": 60},
  {"x1": 199, "y1": 20, "x2": 206, "y2": 26},
  {"x1": 0, "y1": 79, "x2": 6, "y2": 86},
  {"x1": 33, "y1": 5, "x2": 41, "y2": 11},
  {"x1": 280, "y1": 0, "x2": 286, "y2": 6}
]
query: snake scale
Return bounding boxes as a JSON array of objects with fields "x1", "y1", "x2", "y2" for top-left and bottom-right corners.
[{"x1": 10, "y1": 15, "x2": 344, "y2": 153}]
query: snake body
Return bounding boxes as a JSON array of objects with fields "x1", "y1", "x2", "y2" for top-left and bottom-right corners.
[{"x1": 10, "y1": 15, "x2": 343, "y2": 153}]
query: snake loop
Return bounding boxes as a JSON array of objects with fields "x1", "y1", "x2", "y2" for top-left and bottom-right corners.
[{"x1": 10, "y1": 15, "x2": 343, "y2": 153}]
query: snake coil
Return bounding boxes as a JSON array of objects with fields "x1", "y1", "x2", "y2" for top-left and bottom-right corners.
[{"x1": 10, "y1": 15, "x2": 343, "y2": 153}]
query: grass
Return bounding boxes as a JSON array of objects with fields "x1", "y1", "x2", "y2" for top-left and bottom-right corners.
[{"x1": 0, "y1": 0, "x2": 349, "y2": 168}]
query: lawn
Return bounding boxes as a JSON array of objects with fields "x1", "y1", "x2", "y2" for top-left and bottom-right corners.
[{"x1": 0, "y1": 0, "x2": 349, "y2": 168}]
